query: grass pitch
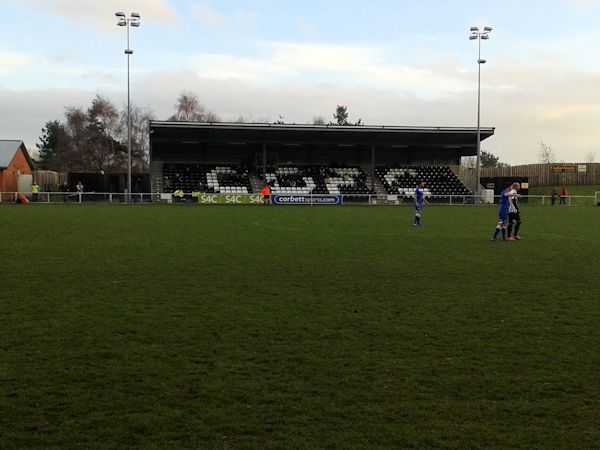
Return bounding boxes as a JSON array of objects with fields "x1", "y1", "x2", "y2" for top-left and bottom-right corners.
[{"x1": 1, "y1": 204, "x2": 600, "y2": 449}]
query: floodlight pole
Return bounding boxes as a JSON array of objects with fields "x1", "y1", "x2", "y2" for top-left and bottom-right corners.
[
  {"x1": 469, "y1": 26, "x2": 492, "y2": 204},
  {"x1": 116, "y1": 12, "x2": 140, "y2": 202}
]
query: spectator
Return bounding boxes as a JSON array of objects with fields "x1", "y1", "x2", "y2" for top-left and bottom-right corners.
[
  {"x1": 60, "y1": 181, "x2": 70, "y2": 202},
  {"x1": 559, "y1": 186, "x2": 567, "y2": 205},
  {"x1": 76, "y1": 181, "x2": 84, "y2": 193},
  {"x1": 551, "y1": 188, "x2": 558, "y2": 206},
  {"x1": 32, "y1": 181, "x2": 40, "y2": 202},
  {"x1": 173, "y1": 189, "x2": 184, "y2": 203}
]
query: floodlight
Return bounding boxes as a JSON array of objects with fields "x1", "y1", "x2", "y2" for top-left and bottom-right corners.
[
  {"x1": 481, "y1": 35, "x2": 490, "y2": 40},
  {"x1": 131, "y1": 12, "x2": 140, "y2": 18},
  {"x1": 115, "y1": 11, "x2": 125, "y2": 18},
  {"x1": 478, "y1": 59, "x2": 487, "y2": 64},
  {"x1": 484, "y1": 26, "x2": 493, "y2": 32},
  {"x1": 117, "y1": 20, "x2": 126, "y2": 26},
  {"x1": 470, "y1": 26, "x2": 479, "y2": 32},
  {"x1": 131, "y1": 21, "x2": 140, "y2": 27},
  {"x1": 469, "y1": 35, "x2": 477, "y2": 40}
]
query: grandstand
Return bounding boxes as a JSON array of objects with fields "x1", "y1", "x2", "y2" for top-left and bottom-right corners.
[
  {"x1": 163, "y1": 163, "x2": 252, "y2": 194},
  {"x1": 149, "y1": 122, "x2": 494, "y2": 200},
  {"x1": 377, "y1": 165, "x2": 471, "y2": 198}
]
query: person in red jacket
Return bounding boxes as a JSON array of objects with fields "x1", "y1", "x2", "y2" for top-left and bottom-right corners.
[{"x1": 559, "y1": 186, "x2": 567, "y2": 205}]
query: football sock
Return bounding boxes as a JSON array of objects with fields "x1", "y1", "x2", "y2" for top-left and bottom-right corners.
[
  {"x1": 501, "y1": 228, "x2": 506, "y2": 239},
  {"x1": 514, "y1": 222, "x2": 521, "y2": 236},
  {"x1": 507, "y1": 224, "x2": 513, "y2": 237},
  {"x1": 493, "y1": 226, "x2": 501, "y2": 239}
]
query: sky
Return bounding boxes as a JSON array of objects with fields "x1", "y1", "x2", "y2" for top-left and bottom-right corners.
[{"x1": 2, "y1": 0, "x2": 600, "y2": 164}]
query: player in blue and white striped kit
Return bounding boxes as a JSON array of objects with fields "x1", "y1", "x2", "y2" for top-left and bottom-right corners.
[
  {"x1": 413, "y1": 181, "x2": 426, "y2": 226},
  {"x1": 491, "y1": 182, "x2": 512, "y2": 241}
]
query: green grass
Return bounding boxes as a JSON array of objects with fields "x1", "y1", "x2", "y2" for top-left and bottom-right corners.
[
  {"x1": 527, "y1": 185, "x2": 600, "y2": 206},
  {"x1": 529, "y1": 185, "x2": 600, "y2": 196},
  {"x1": 1, "y1": 204, "x2": 600, "y2": 449}
]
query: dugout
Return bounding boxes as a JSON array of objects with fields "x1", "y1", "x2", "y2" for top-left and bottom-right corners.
[
  {"x1": 481, "y1": 177, "x2": 529, "y2": 203},
  {"x1": 149, "y1": 122, "x2": 494, "y2": 177}
]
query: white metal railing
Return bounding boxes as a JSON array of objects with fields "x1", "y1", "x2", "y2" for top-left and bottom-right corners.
[{"x1": 1, "y1": 192, "x2": 599, "y2": 206}]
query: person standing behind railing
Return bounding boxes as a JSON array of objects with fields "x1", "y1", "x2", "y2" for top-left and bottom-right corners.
[
  {"x1": 551, "y1": 188, "x2": 558, "y2": 206},
  {"x1": 559, "y1": 186, "x2": 567, "y2": 205},
  {"x1": 32, "y1": 181, "x2": 40, "y2": 202},
  {"x1": 76, "y1": 181, "x2": 84, "y2": 202},
  {"x1": 173, "y1": 189, "x2": 184, "y2": 203},
  {"x1": 60, "y1": 181, "x2": 70, "y2": 202}
]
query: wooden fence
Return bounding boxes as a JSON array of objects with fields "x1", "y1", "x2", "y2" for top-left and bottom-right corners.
[{"x1": 480, "y1": 163, "x2": 600, "y2": 187}]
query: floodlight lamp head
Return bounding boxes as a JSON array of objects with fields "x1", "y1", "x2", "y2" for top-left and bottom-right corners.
[
  {"x1": 117, "y1": 20, "x2": 126, "y2": 26},
  {"x1": 115, "y1": 11, "x2": 125, "y2": 18},
  {"x1": 484, "y1": 26, "x2": 493, "y2": 32},
  {"x1": 478, "y1": 59, "x2": 487, "y2": 64},
  {"x1": 131, "y1": 21, "x2": 140, "y2": 27},
  {"x1": 131, "y1": 12, "x2": 140, "y2": 18},
  {"x1": 469, "y1": 35, "x2": 478, "y2": 40},
  {"x1": 470, "y1": 26, "x2": 479, "y2": 32},
  {"x1": 481, "y1": 35, "x2": 490, "y2": 40}
]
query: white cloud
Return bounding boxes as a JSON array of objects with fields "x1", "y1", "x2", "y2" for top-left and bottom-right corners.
[
  {"x1": 187, "y1": 43, "x2": 472, "y2": 98},
  {"x1": 5, "y1": 62, "x2": 600, "y2": 165},
  {"x1": 10, "y1": 0, "x2": 179, "y2": 31},
  {"x1": 191, "y1": 53, "x2": 297, "y2": 81},
  {"x1": 0, "y1": 49, "x2": 34, "y2": 74},
  {"x1": 3, "y1": 42, "x2": 600, "y2": 165},
  {"x1": 190, "y1": 4, "x2": 257, "y2": 32}
]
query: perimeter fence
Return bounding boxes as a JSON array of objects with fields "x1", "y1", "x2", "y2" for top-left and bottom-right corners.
[{"x1": 2, "y1": 192, "x2": 599, "y2": 206}]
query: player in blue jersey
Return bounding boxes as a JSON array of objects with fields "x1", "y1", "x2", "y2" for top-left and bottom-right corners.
[
  {"x1": 492, "y1": 182, "x2": 512, "y2": 241},
  {"x1": 413, "y1": 181, "x2": 427, "y2": 226}
]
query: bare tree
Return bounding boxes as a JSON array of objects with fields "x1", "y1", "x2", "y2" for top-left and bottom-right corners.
[
  {"x1": 126, "y1": 105, "x2": 155, "y2": 172},
  {"x1": 584, "y1": 151, "x2": 596, "y2": 163},
  {"x1": 64, "y1": 107, "x2": 89, "y2": 171},
  {"x1": 538, "y1": 140, "x2": 557, "y2": 164},
  {"x1": 88, "y1": 95, "x2": 119, "y2": 139},
  {"x1": 312, "y1": 116, "x2": 326, "y2": 125},
  {"x1": 87, "y1": 95, "x2": 122, "y2": 172},
  {"x1": 169, "y1": 92, "x2": 219, "y2": 122}
]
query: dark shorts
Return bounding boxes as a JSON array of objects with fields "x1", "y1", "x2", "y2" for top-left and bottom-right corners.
[
  {"x1": 263, "y1": 195, "x2": 270, "y2": 199},
  {"x1": 509, "y1": 212, "x2": 521, "y2": 223}
]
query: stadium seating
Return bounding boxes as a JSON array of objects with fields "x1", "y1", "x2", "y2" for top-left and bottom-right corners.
[
  {"x1": 163, "y1": 163, "x2": 252, "y2": 194},
  {"x1": 376, "y1": 166, "x2": 471, "y2": 197},
  {"x1": 265, "y1": 166, "x2": 318, "y2": 195},
  {"x1": 266, "y1": 166, "x2": 375, "y2": 197}
]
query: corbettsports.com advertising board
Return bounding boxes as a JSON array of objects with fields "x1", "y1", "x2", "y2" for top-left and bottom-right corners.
[{"x1": 272, "y1": 195, "x2": 342, "y2": 205}]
